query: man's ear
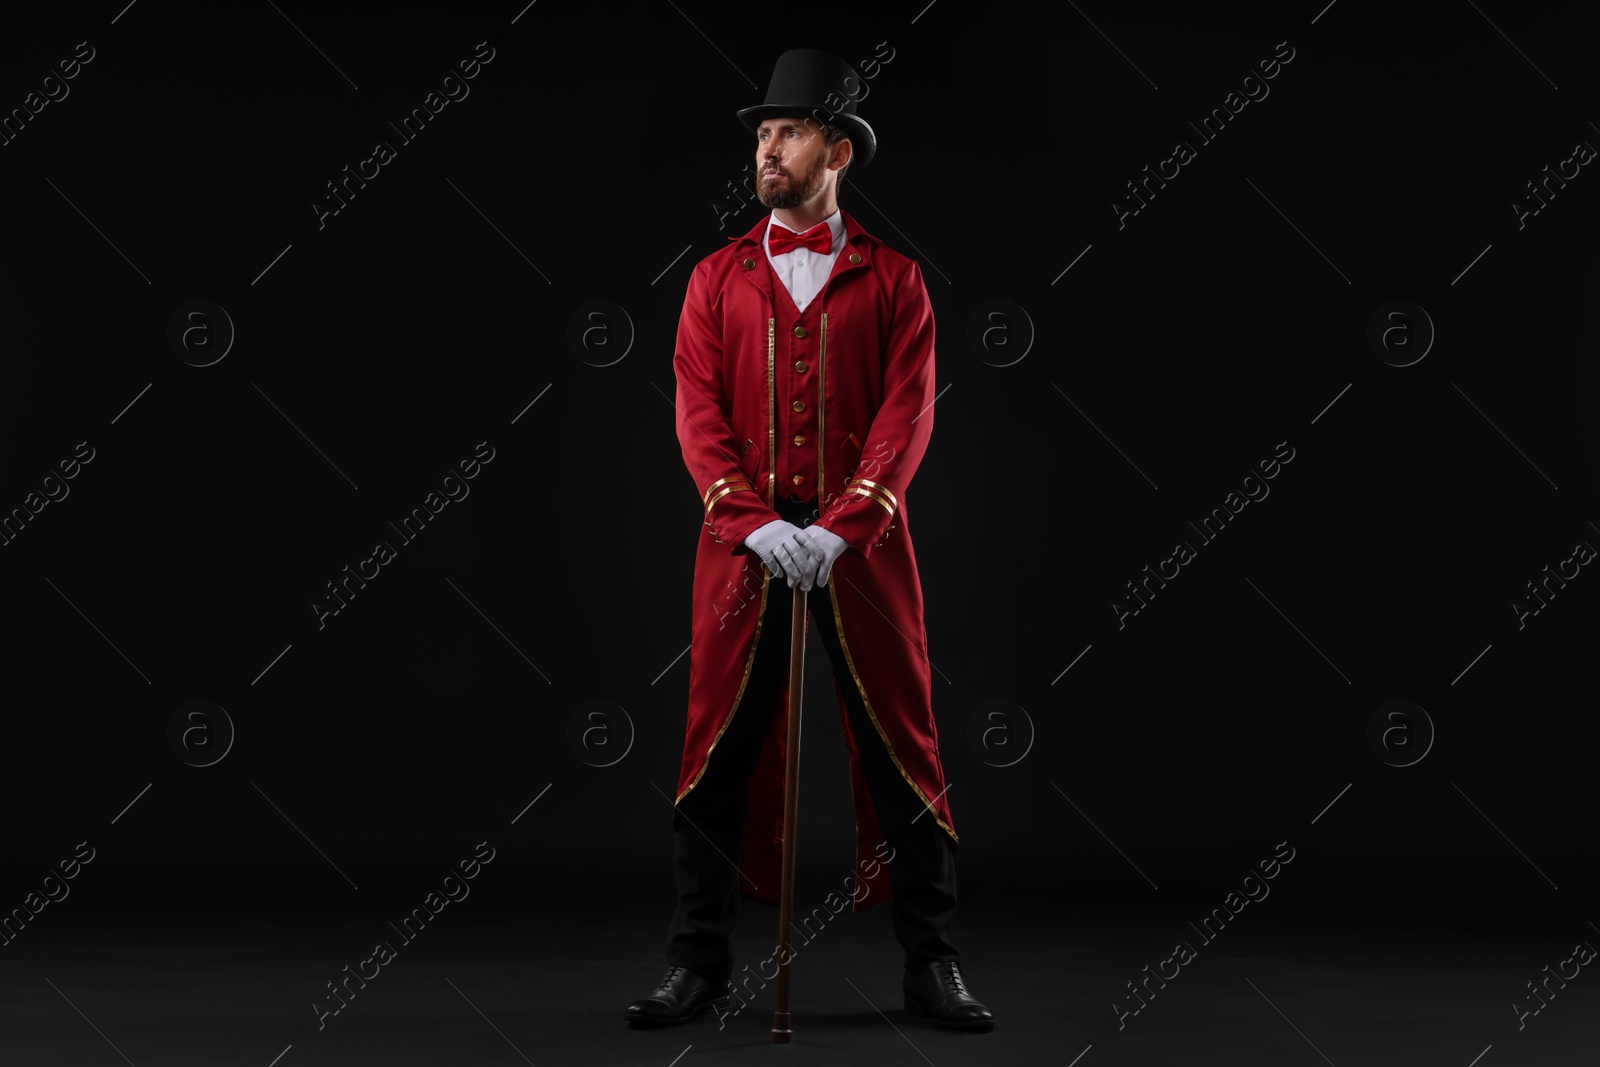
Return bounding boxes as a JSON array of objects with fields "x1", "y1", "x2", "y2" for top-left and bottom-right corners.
[{"x1": 830, "y1": 137, "x2": 853, "y2": 172}]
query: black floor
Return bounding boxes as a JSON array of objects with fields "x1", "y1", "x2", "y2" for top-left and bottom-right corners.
[{"x1": 3, "y1": 887, "x2": 1593, "y2": 1066}]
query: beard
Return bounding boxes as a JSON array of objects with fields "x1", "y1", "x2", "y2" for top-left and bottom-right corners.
[{"x1": 756, "y1": 150, "x2": 828, "y2": 209}]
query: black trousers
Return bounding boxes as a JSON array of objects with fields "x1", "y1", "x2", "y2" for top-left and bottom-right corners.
[{"x1": 667, "y1": 495, "x2": 959, "y2": 985}]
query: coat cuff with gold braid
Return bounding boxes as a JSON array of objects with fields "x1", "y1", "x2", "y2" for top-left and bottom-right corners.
[
  {"x1": 819, "y1": 475, "x2": 900, "y2": 557},
  {"x1": 700, "y1": 473, "x2": 775, "y2": 551},
  {"x1": 702, "y1": 474, "x2": 753, "y2": 515}
]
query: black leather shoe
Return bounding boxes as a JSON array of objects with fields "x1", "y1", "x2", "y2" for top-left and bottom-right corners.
[
  {"x1": 904, "y1": 960, "x2": 994, "y2": 1030},
  {"x1": 625, "y1": 964, "x2": 731, "y2": 1027}
]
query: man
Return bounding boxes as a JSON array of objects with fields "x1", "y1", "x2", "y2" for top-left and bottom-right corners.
[{"x1": 626, "y1": 48, "x2": 992, "y2": 1032}]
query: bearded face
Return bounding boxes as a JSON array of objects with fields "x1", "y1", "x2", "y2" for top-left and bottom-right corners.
[{"x1": 755, "y1": 122, "x2": 842, "y2": 210}]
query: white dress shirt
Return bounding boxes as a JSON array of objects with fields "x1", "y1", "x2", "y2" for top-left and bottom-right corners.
[{"x1": 763, "y1": 210, "x2": 845, "y2": 313}]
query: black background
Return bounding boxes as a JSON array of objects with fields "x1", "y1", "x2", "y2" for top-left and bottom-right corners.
[{"x1": 1, "y1": 0, "x2": 1596, "y2": 1061}]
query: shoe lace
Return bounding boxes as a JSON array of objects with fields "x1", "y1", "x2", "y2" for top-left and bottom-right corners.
[
  {"x1": 655, "y1": 965, "x2": 683, "y2": 992},
  {"x1": 935, "y1": 960, "x2": 967, "y2": 995}
]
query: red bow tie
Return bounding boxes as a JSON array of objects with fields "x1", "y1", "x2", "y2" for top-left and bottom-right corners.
[{"x1": 768, "y1": 223, "x2": 833, "y2": 256}]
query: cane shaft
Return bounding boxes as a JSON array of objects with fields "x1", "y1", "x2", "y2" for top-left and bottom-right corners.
[{"x1": 771, "y1": 584, "x2": 807, "y2": 1042}]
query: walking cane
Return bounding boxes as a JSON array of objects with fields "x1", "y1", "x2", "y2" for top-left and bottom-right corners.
[{"x1": 771, "y1": 582, "x2": 807, "y2": 1042}]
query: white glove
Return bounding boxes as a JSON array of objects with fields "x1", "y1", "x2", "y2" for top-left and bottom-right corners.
[
  {"x1": 744, "y1": 519, "x2": 820, "y2": 589},
  {"x1": 794, "y1": 524, "x2": 849, "y2": 586}
]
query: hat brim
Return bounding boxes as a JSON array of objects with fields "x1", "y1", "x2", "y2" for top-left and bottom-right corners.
[{"x1": 736, "y1": 105, "x2": 875, "y2": 169}]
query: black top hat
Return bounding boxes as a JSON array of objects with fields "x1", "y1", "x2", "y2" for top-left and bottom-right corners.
[{"x1": 736, "y1": 48, "x2": 876, "y2": 169}]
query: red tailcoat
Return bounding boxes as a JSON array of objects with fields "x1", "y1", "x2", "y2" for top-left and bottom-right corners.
[{"x1": 673, "y1": 209, "x2": 956, "y2": 913}]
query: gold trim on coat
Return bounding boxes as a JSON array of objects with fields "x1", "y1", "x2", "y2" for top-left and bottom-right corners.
[
  {"x1": 817, "y1": 312, "x2": 827, "y2": 509},
  {"x1": 848, "y1": 477, "x2": 899, "y2": 512},
  {"x1": 680, "y1": 316, "x2": 780, "y2": 806},
  {"x1": 705, "y1": 483, "x2": 754, "y2": 513},
  {"x1": 703, "y1": 475, "x2": 753, "y2": 511},
  {"x1": 813, "y1": 298, "x2": 952, "y2": 841},
  {"x1": 844, "y1": 482, "x2": 897, "y2": 516},
  {"x1": 677, "y1": 568, "x2": 774, "y2": 804},
  {"x1": 826, "y1": 577, "x2": 958, "y2": 843},
  {"x1": 766, "y1": 318, "x2": 776, "y2": 508}
]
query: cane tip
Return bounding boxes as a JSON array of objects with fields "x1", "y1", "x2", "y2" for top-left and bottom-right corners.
[{"x1": 771, "y1": 1012, "x2": 792, "y2": 1042}]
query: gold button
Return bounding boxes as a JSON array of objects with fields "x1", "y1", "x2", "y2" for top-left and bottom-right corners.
[
  {"x1": 792, "y1": 474, "x2": 805, "y2": 485},
  {"x1": 742, "y1": 258, "x2": 755, "y2": 270},
  {"x1": 848, "y1": 253, "x2": 862, "y2": 264},
  {"x1": 793, "y1": 434, "x2": 806, "y2": 446},
  {"x1": 794, "y1": 325, "x2": 807, "y2": 338},
  {"x1": 792, "y1": 400, "x2": 805, "y2": 412},
  {"x1": 794, "y1": 360, "x2": 807, "y2": 372}
]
